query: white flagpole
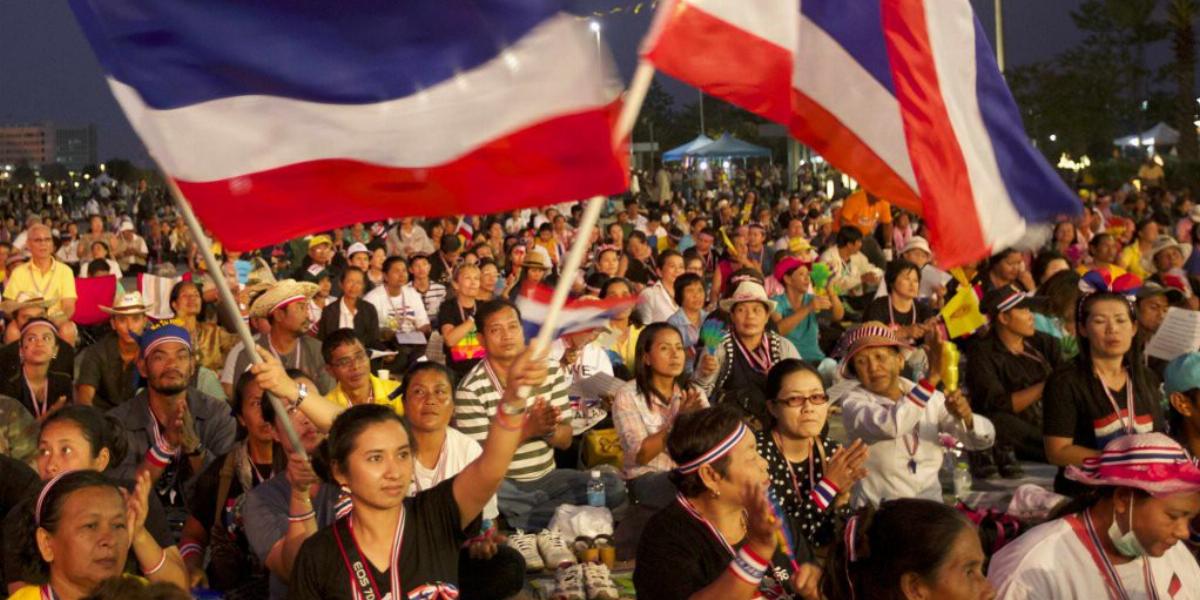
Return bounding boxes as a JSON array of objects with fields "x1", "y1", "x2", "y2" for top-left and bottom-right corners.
[
  {"x1": 164, "y1": 180, "x2": 310, "y2": 461},
  {"x1": 527, "y1": 61, "x2": 657, "y2": 360}
]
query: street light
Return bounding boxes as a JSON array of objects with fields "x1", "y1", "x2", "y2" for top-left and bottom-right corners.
[{"x1": 1049, "y1": 134, "x2": 1057, "y2": 142}]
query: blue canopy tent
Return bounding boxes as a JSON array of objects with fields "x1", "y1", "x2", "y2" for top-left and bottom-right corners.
[
  {"x1": 662, "y1": 134, "x2": 714, "y2": 162},
  {"x1": 690, "y1": 133, "x2": 772, "y2": 158}
]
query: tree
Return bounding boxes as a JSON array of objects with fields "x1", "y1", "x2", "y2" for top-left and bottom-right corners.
[
  {"x1": 11, "y1": 163, "x2": 36, "y2": 187},
  {"x1": 1168, "y1": 0, "x2": 1198, "y2": 158},
  {"x1": 103, "y1": 159, "x2": 138, "y2": 184},
  {"x1": 39, "y1": 163, "x2": 70, "y2": 183}
]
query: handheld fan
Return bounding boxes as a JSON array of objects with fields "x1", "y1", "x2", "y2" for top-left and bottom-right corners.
[
  {"x1": 699, "y1": 319, "x2": 727, "y2": 356},
  {"x1": 810, "y1": 262, "x2": 832, "y2": 293}
]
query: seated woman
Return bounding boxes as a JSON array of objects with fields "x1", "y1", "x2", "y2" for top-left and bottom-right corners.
[
  {"x1": 634, "y1": 404, "x2": 821, "y2": 600},
  {"x1": 275, "y1": 347, "x2": 540, "y2": 599},
  {"x1": 756, "y1": 359, "x2": 867, "y2": 550},
  {"x1": 9, "y1": 470, "x2": 180, "y2": 599},
  {"x1": 835, "y1": 323, "x2": 995, "y2": 507},
  {"x1": 822, "y1": 498, "x2": 994, "y2": 600},
  {"x1": 989, "y1": 433, "x2": 1200, "y2": 598},
  {"x1": 666, "y1": 273, "x2": 709, "y2": 377},
  {"x1": 613, "y1": 323, "x2": 709, "y2": 511},
  {"x1": 594, "y1": 277, "x2": 643, "y2": 379},
  {"x1": 0, "y1": 317, "x2": 73, "y2": 422},
  {"x1": 4, "y1": 405, "x2": 187, "y2": 594},
  {"x1": 1043, "y1": 270, "x2": 1165, "y2": 496}
]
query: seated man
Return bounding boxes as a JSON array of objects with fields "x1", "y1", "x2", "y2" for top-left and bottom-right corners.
[
  {"x1": 363, "y1": 256, "x2": 431, "y2": 369},
  {"x1": 2, "y1": 224, "x2": 77, "y2": 345},
  {"x1": 320, "y1": 328, "x2": 402, "y2": 413},
  {"x1": 108, "y1": 321, "x2": 239, "y2": 539},
  {"x1": 454, "y1": 299, "x2": 626, "y2": 530},
  {"x1": 76, "y1": 291, "x2": 149, "y2": 410},
  {"x1": 0, "y1": 292, "x2": 74, "y2": 375},
  {"x1": 966, "y1": 286, "x2": 1063, "y2": 478}
]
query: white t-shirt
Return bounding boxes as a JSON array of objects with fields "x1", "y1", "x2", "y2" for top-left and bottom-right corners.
[
  {"x1": 364, "y1": 285, "x2": 430, "y2": 331},
  {"x1": 409, "y1": 427, "x2": 498, "y2": 521},
  {"x1": 989, "y1": 515, "x2": 1200, "y2": 600},
  {"x1": 637, "y1": 281, "x2": 678, "y2": 325}
]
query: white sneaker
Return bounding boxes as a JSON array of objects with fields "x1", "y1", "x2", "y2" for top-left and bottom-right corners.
[
  {"x1": 537, "y1": 529, "x2": 578, "y2": 569},
  {"x1": 507, "y1": 530, "x2": 544, "y2": 572},
  {"x1": 582, "y1": 563, "x2": 620, "y2": 600},
  {"x1": 554, "y1": 564, "x2": 586, "y2": 600}
]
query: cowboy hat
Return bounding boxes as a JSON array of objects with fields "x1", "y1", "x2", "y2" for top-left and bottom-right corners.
[
  {"x1": 0, "y1": 292, "x2": 51, "y2": 319},
  {"x1": 1066, "y1": 433, "x2": 1200, "y2": 497},
  {"x1": 248, "y1": 279, "x2": 319, "y2": 318},
  {"x1": 99, "y1": 291, "x2": 149, "y2": 316},
  {"x1": 718, "y1": 281, "x2": 777, "y2": 313},
  {"x1": 523, "y1": 246, "x2": 552, "y2": 270}
]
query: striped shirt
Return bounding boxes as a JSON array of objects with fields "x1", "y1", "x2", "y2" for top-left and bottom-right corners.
[
  {"x1": 407, "y1": 281, "x2": 447, "y2": 327},
  {"x1": 454, "y1": 358, "x2": 572, "y2": 482}
]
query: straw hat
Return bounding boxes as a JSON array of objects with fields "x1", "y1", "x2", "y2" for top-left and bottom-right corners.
[
  {"x1": 1066, "y1": 433, "x2": 1200, "y2": 497},
  {"x1": 523, "y1": 246, "x2": 552, "y2": 270},
  {"x1": 100, "y1": 291, "x2": 149, "y2": 316},
  {"x1": 1150, "y1": 236, "x2": 1188, "y2": 260},
  {"x1": 718, "y1": 281, "x2": 777, "y2": 313},
  {"x1": 837, "y1": 321, "x2": 912, "y2": 378},
  {"x1": 249, "y1": 279, "x2": 319, "y2": 318},
  {"x1": 0, "y1": 292, "x2": 51, "y2": 319}
]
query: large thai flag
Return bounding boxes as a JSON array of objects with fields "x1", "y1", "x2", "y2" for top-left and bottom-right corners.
[
  {"x1": 643, "y1": 0, "x2": 1080, "y2": 267},
  {"x1": 516, "y1": 284, "x2": 638, "y2": 341},
  {"x1": 68, "y1": 0, "x2": 629, "y2": 251}
]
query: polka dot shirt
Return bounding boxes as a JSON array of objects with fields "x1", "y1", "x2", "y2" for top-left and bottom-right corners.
[{"x1": 755, "y1": 429, "x2": 843, "y2": 548}]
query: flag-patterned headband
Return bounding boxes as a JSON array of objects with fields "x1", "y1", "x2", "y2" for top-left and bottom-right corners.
[
  {"x1": 675, "y1": 422, "x2": 747, "y2": 475},
  {"x1": 995, "y1": 290, "x2": 1029, "y2": 313}
]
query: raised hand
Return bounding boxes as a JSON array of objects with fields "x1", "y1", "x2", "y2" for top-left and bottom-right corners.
[
  {"x1": 125, "y1": 470, "x2": 152, "y2": 537},
  {"x1": 521, "y1": 399, "x2": 561, "y2": 442},
  {"x1": 743, "y1": 480, "x2": 780, "y2": 559},
  {"x1": 822, "y1": 439, "x2": 869, "y2": 491},
  {"x1": 944, "y1": 389, "x2": 974, "y2": 429}
]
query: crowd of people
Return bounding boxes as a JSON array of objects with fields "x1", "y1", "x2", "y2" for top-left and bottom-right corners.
[{"x1": 0, "y1": 162, "x2": 1197, "y2": 599}]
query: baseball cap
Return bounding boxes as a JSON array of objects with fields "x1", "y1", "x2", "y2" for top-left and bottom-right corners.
[{"x1": 1164, "y1": 352, "x2": 1200, "y2": 395}]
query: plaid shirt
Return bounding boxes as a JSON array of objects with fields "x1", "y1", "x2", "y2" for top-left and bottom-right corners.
[{"x1": 612, "y1": 380, "x2": 708, "y2": 479}]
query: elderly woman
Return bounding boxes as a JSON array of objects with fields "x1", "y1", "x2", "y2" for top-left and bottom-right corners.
[
  {"x1": 835, "y1": 322, "x2": 995, "y2": 507},
  {"x1": 989, "y1": 433, "x2": 1200, "y2": 598},
  {"x1": 634, "y1": 405, "x2": 821, "y2": 600},
  {"x1": 757, "y1": 359, "x2": 867, "y2": 549},
  {"x1": 613, "y1": 323, "x2": 709, "y2": 510}
]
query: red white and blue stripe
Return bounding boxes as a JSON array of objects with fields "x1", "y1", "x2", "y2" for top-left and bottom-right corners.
[
  {"x1": 675, "y1": 422, "x2": 748, "y2": 475},
  {"x1": 642, "y1": 0, "x2": 1080, "y2": 267},
  {"x1": 68, "y1": 0, "x2": 628, "y2": 251},
  {"x1": 515, "y1": 284, "x2": 639, "y2": 342},
  {"x1": 809, "y1": 477, "x2": 841, "y2": 511}
]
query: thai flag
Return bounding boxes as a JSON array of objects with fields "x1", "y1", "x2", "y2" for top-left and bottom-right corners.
[
  {"x1": 642, "y1": 0, "x2": 1080, "y2": 267},
  {"x1": 515, "y1": 284, "x2": 638, "y2": 341},
  {"x1": 68, "y1": 0, "x2": 629, "y2": 251},
  {"x1": 457, "y1": 219, "x2": 475, "y2": 244}
]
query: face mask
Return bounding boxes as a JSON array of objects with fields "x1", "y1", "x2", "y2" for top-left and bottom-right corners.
[{"x1": 1107, "y1": 496, "x2": 1148, "y2": 558}]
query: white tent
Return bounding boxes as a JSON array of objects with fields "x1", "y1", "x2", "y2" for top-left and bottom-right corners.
[{"x1": 1113, "y1": 122, "x2": 1180, "y2": 148}]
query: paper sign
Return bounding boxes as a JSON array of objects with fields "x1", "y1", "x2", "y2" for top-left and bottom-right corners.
[{"x1": 1146, "y1": 307, "x2": 1200, "y2": 361}]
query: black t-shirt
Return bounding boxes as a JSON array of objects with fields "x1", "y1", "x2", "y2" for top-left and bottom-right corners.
[
  {"x1": 436, "y1": 298, "x2": 484, "y2": 379},
  {"x1": 1043, "y1": 359, "x2": 1165, "y2": 495},
  {"x1": 3, "y1": 477, "x2": 175, "y2": 587},
  {"x1": 965, "y1": 332, "x2": 1062, "y2": 417},
  {"x1": 289, "y1": 477, "x2": 478, "y2": 600},
  {"x1": 0, "y1": 455, "x2": 38, "y2": 582},
  {"x1": 862, "y1": 297, "x2": 936, "y2": 329},
  {"x1": 634, "y1": 499, "x2": 812, "y2": 600},
  {"x1": 624, "y1": 255, "x2": 656, "y2": 287}
]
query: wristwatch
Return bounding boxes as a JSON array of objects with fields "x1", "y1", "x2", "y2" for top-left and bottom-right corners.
[{"x1": 288, "y1": 382, "x2": 308, "y2": 414}]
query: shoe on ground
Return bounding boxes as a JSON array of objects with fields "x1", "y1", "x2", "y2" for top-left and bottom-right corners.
[
  {"x1": 507, "y1": 530, "x2": 544, "y2": 572},
  {"x1": 582, "y1": 562, "x2": 620, "y2": 600},
  {"x1": 537, "y1": 529, "x2": 578, "y2": 569},
  {"x1": 968, "y1": 449, "x2": 999, "y2": 480},
  {"x1": 994, "y1": 446, "x2": 1025, "y2": 479},
  {"x1": 554, "y1": 564, "x2": 586, "y2": 600}
]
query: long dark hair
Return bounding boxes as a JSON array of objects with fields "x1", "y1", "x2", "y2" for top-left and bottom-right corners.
[
  {"x1": 41, "y1": 406, "x2": 129, "y2": 474},
  {"x1": 1075, "y1": 292, "x2": 1156, "y2": 407},
  {"x1": 312, "y1": 404, "x2": 414, "y2": 485},
  {"x1": 823, "y1": 499, "x2": 974, "y2": 600},
  {"x1": 634, "y1": 323, "x2": 690, "y2": 408}
]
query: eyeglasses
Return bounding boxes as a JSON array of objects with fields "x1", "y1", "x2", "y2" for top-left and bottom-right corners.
[
  {"x1": 773, "y1": 393, "x2": 829, "y2": 407},
  {"x1": 330, "y1": 351, "x2": 368, "y2": 369}
]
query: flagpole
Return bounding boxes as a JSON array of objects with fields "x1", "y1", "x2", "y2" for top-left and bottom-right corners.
[
  {"x1": 164, "y1": 179, "x2": 310, "y2": 461},
  {"x1": 527, "y1": 60, "x2": 656, "y2": 360}
]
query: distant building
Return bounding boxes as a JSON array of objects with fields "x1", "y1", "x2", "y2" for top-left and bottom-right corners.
[
  {"x1": 0, "y1": 122, "x2": 97, "y2": 170},
  {"x1": 54, "y1": 125, "x2": 98, "y2": 170}
]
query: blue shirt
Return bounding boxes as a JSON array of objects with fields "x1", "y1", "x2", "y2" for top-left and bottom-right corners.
[{"x1": 772, "y1": 293, "x2": 825, "y2": 362}]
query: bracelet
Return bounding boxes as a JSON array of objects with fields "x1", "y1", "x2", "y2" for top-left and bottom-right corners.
[
  {"x1": 288, "y1": 510, "x2": 316, "y2": 523},
  {"x1": 493, "y1": 410, "x2": 526, "y2": 432},
  {"x1": 143, "y1": 548, "x2": 168, "y2": 576},
  {"x1": 728, "y1": 546, "x2": 769, "y2": 585},
  {"x1": 179, "y1": 542, "x2": 203, "y2": 561},
  {"x1": 144, "y1": 445, "x2": 174, "y2": 469}
]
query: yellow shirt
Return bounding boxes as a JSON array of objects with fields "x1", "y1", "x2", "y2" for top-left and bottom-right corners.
[
  {"x1": 1117, "y1": 244, "x2": 1151, "y2": 279},
  {"x1": 2, "y1": 259, "x2": 76, "y2": 317},
  {"x1": 326, "y1": 374, "x2": 404, "y2": 415},
  {"x1": 9, "y1": 575, "x2": 146, "y2": 599}
]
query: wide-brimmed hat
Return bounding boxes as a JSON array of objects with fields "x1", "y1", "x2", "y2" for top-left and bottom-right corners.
[
  {"x1": 523, "y1": 246, "x2": 552, "y2": 270},
  {"x1": 249, "y1": 279, "x2": 319, "y2": 318},
  {"x1": 837, "y1": 321, "x2": 912, "y2": 378},
  {"x1": 100, "y1": 291, "x2": 149, "y2": 315},
  {"x1": 718, "y1": 281, "x2": 777, "y2": 313},
  {"x1": 1149, "y1": 236, "x2": 1191, "y2": 263},
  {"x1": 1066, "y1": 433, "x2": 1200, "y2": 497},
  {"x1": 901, "y1": 236, "x2": 931, "y2": 257},
  {"x1": 0, "y1": 292, "x2": 51, "y2": 319}
]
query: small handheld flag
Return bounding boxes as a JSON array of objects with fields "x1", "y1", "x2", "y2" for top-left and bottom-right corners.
[
  {"x1": 810, "y1": 263, "x2": 832, "y2": 293},
  {"x1": 515, "y1": 284, "x2": 637, "y2": 342}
]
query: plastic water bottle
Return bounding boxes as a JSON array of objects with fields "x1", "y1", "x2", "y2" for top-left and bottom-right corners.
[
  {"x1": 953, "y1": 461, "x2": 973, "y2": 500},
  {"x1": 587, "y1": 470, "x2": 606, "y2": 507}
]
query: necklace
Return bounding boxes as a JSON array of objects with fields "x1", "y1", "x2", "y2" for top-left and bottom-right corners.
[
  {"x1": 773, "y1": 432, "x2": 815, "y2": 500},
  {"x1": 902, "y1": 422, "x2": 920, "y2": 474},
  {"x1": 733, "y1": 334, "x2": 772, "y2": 374},
  {"x1": 1096, "y1": 369, "x2": 1136, "y2": 435},
  {"x1": 1067, "y1": 509, "x2": 1159, "y2": 600},
  {"x1": 24, "y1": 374, "x2": 49, "y2": 419}
]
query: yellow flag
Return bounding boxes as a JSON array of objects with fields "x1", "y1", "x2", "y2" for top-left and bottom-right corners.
[{"x1": 939, "y1": 285, "x2": 985, "y2": 339}]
